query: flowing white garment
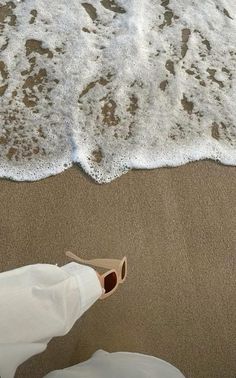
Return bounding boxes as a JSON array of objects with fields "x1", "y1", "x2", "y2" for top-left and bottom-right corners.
[
  {"x1": 44, "y1": 350, "x2": 185, "y2": 378},
  {"x1": 0, "y1": 262, "x2": 185, "y2": 378},
  {"x1": 0, "y1": 262, "x2": 103, "y2": 378}
]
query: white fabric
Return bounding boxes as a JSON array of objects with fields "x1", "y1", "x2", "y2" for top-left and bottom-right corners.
[
  {"x1": 0, "y1": 262, "x2": 102, "y2": 378},
  {"x1": 44, "y1": 350, "x2": 185, "y2": 378},
  {"x1": 0, "y1": 262, "x2": 185, "y2": 378}
]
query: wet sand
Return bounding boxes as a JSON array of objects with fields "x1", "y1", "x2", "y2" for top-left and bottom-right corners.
[{"x1": 0, "y1": 161, "x2": 235, "y2": 378}]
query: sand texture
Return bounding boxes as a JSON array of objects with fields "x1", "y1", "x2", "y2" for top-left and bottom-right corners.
[{"x1": 0, "y1": 162, "x2": 235, "y2": 378}]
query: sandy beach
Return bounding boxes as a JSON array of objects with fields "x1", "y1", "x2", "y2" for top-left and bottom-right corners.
[
  {"x1": 1, "y1": 1, "x2": 236, "y2": 377},
  {"x1": 0, "y1": 161, "x2": 235, "y2": 378}
]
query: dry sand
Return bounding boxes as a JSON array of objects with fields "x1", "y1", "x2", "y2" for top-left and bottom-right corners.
[{"x1": 0, "y1": 161, "x2": 235, "y2": 378}]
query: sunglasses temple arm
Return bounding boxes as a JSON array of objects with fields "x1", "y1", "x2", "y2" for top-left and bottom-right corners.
[
  {"x1": 65, "y1": 251, "x2": 116, "y2": 270},
  {"x1": 65, "y1": 251, "x2": 88, "y2": 264}
]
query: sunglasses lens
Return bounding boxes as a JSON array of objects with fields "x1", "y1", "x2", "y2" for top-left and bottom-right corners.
[
  {"x1": 121, "y1": 260, "x2": 126, "y2": 280},
  {"x1": 104, "y1": 272, "x2": 117, "y2": 293}
]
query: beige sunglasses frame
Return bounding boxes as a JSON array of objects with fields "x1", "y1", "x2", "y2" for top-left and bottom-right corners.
[
  {"x1": 99, "y1": 269, "x2": 119, "y2": 300},
  {"x1": 65, "y1": 251, "x2": 127, "y2": 299},
  {"x1": 66, "y1": 251, "x2": 127, "y2": 283}
]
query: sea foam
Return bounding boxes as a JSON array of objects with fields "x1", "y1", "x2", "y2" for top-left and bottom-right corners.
[{"x1": 0, "y1": 0, "x2": 236, "y2": 182}]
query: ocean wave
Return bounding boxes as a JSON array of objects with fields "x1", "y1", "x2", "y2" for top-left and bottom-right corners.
[{"x1": 1, "y1": 0, "x2": 236, "y2": 182}]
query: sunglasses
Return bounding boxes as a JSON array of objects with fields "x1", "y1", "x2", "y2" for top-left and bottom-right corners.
[{"x1": 65, "y1": 251, "x2": 127, "y2": 299}]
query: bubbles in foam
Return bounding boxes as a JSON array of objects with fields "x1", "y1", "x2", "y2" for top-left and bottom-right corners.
[{"x1": 0, "y1": 0, "x2": 236, "y2": 182}]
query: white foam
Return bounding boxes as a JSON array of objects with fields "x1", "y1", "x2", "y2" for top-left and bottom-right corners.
[{"x1": 0, "y1": 0, "x2": 236, "y2": 182}]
